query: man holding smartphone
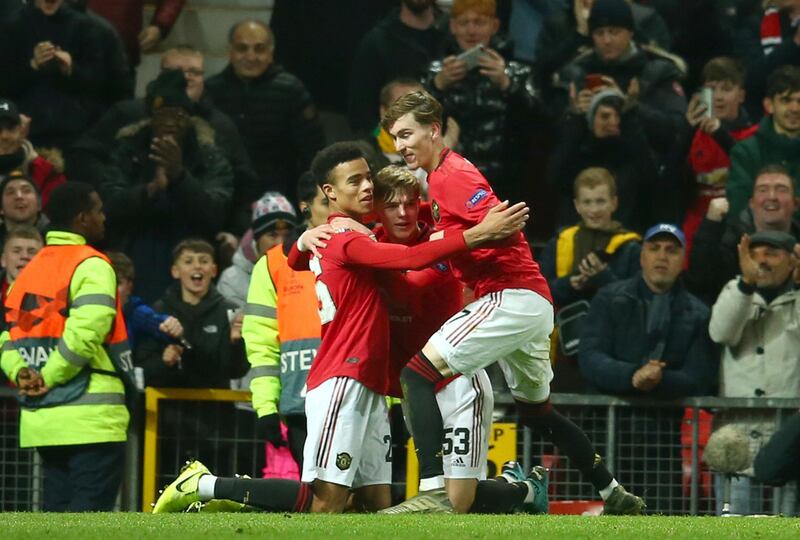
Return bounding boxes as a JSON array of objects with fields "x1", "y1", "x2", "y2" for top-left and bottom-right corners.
[
  {"x1": 422, "y1": 0, "x2": 539, "y2": 202},
  {"x1": 554, "y1": 0, "x2": 686, "y2": 172}
]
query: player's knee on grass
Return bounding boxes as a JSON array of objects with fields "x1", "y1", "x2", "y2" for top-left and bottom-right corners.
[
  {"x1": 446, "y1": 478, "x2": 478, "y2": 514},
  {"x1": 310, "y1": 480, "x2": 351, "y2": 513}
]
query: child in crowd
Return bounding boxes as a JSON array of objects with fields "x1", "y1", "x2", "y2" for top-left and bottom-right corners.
[
  {"x1": 682, "y1": 57, "x2": 757, "y2": 254},
  {"x1": 136, "y1": 239, "x2": 248, "y2": 388},
  {"x1": 540, "y1": 167, "x2": 642, "y2": 309},
  {"x1": 0, "y1": 226, "x2": 43, "y2": 307}
]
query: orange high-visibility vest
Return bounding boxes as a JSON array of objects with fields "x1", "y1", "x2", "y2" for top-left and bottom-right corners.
[
  {"x1": 5, "y1": 244, "x2": 133, "y2": 409},
  {"x1": 266, "y1": 245, "x2": 320, "y2": 415}
]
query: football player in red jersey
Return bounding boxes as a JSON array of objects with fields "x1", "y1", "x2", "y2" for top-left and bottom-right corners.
[
  {"x1": 381, "y1": 91, "x2": 646, "y2": 515},
  {"x1": 150, "y1": 157, "x2": 540, "y2": 515},
  {"x1": 373, "y1": 165, "x2": 547, "y2": 515}
]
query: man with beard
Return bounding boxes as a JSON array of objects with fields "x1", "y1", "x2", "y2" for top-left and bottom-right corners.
[
  {"x1": 348, "y1": 0, "x2": 448, "y2": 136},
  {"x1": 709, "y1": 230, "x2": 800, "y2": 515},
  {"x1": 100, "y1": 69, "x2": 233, "y2": 303}
]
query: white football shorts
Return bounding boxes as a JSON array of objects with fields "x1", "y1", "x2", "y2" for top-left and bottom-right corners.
[
  {"x1": 429, "y1": 289, "x2": 554, "y2": 403},
  {"x1": 302, "y1": 376, "x2": 392, "y2": 488}
]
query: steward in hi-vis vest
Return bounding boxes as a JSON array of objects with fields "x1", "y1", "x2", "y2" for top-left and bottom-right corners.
[
  {"x1": 242, "y1": 242, "x2": 320, "y2": 461},
  {"x1": 0, "y1": 183, "x2": 131, "y2": 511}
]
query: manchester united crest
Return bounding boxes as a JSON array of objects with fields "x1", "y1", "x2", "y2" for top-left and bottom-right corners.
[
  {"x1": 336, "y1": 452, "x2": 352, "y2": 471},
  {"x1": 431, "y1": 200, "x2": 440, "y2": 222}
]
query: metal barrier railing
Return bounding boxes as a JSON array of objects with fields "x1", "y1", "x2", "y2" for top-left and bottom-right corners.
[
  {"x1": 3, "y1": 386, "x2": 799, "y2": 514},
  {"x1": 511, "y1": 394, "x2": 800, "y2": 515}
]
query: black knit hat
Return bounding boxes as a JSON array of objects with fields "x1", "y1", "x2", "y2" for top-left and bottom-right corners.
[
  {"x1": 0, "y1": 170, "x2": 39, "y2": 197},
  {"x1": 145, "y1": 69, "x2": 194, "y2": 113},
  {"x1": 588, "y1": 0, "x2": 634, "y2": 33}
]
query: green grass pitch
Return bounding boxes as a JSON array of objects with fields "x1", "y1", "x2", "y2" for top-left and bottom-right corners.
[{"x1": 1, "y1": 513, "x2": 799, "y2": 540}]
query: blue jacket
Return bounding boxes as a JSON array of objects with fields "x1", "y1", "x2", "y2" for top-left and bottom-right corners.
[{"x1": 578, "y1": 274, "x2": 718, "y2": 397}]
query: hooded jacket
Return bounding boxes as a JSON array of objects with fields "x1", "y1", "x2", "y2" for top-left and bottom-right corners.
[
  {"x1": 100, "y1": 116, "x2": 233, "y2": 303},
  {"x1": 217, "y1": 229, "x2": 259, "y2": 308},
  {"x1": 138, "y1": 283, "x2": 247, "y2": 388}
]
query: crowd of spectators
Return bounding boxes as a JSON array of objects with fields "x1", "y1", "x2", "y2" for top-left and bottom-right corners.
[{"x1": 1, "y1": 0, "x2": 800, "y2": 515}]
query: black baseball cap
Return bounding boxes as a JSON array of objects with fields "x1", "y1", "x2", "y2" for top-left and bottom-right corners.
[{"x1": 0, "y1": 98, "x2": 20, "y2": 126}]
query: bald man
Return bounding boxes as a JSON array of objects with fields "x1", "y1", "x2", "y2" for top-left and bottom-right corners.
[{"x1": 205, "y1": 20, "x2": 325, "y2": 198}]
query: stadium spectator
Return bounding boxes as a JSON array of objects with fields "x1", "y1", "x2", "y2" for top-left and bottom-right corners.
[
  {"x1": 85, "y1": 0, "x2": 185, "y2": 70},
  {"x1": 688, "y1": 165, "x2": 800, "y2": 305},
  {"x1": 0, "y1": 99, "x2": 66, "y2": 207},
  {"x1": 100, "y1": 69, "x2": 233, "y2": 303},
  {"x1": 578, "y1": 223, "x2": 717, "y2": 513},
  {"x1": 0, "y1": 181, "x2": 131, "y2": 512},
  {"x1": 73, "y1": 45, "x2": 258, "y2": 235},
  {"x1": 551, "y1": 0, "x2": 687, "y2": 167},
  {"x1": 536, "y1": 0, "x2": 671, "y2": 89},
  {"x1": 348, "y1": 0, "x2": 448, "y2": 136},
  {"x1": 579, "y1": 223, "x2": 717, "y2": 397},
  {"x1": 217, "y1": 192, "x2": 297, "y2": 308},
  {"x1": 0, "y1": 170, "x2": 50, "y2": 248},
  {"x1": 745, "y1": 0, "x2": 800, "y2": 115},
  {"x1": 421, "y1": 0, "x2": 539, "y2": 197},
  {"x1": 205, "y1": 20, "x2": 324, "y2": 199},
  {"x1": 679, "y1": 57, "x2": 758, "y2": 255},
  {"x1": 727, "y1": 65, "x2": 800, "y2": 217},
  {"x1": 241, "y1": 173, "x2": 328, "y2": 467},
  {"x1": 709, "y1": 229, "x2": 800, "y2": 515},
  {"x1": 547, "y1": 87, "x2": 659, "y2": 230},
  {"x1": 0, "y1": 0, "x2": 128, "y2": 151},
  {"x1": 540, "y1": 167, "x2": 641, "y2": 309},
  {"x1": 106, "y1": 251, "x2": 184, "y2": 353},
  {"x1": 0, "y1": 225, "x2": 43, "y2": 306},
  {"x1": 138, "y1": 239, "x2": 247, "y2": 389}
]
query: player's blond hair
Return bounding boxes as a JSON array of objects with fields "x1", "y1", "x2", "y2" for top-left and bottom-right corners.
[
  {"x1": 573, "y1": 167, "x2": 617, "y2": 198},
  {"x1": 374, "y1": 165, "x2": 421, "y2": 203},
  {"x1": 452, "y1": 0, "x2": 497, "y2": 18},
  {"x1": 381, "y1": 90, "x2": 443, "y2": 131}
]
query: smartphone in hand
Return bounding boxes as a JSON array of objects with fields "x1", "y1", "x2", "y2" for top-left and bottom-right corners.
[
  {"x1": 456, "y1": 44, "x2": 487, "y2": 70},
  {"x1": 584, "y1": 73, "x2": 605, "y2": 91},
  {"x1": 700, "y1": 87, "x2": 714, "y2": 118}
]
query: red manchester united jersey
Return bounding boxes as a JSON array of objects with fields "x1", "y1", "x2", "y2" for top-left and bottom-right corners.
[
  {"x1": 377, "y1": 224, "x2": 464, "y2": 395},
  {"x1": 427, "y1": 149, "x2": 552, "y2": 302},
  {"x1": 289, "y1": 215, "x2": 469, "y2": 397}
]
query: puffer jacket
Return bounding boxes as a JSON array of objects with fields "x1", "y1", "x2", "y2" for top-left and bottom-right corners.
[{"x1": 217, "y1": 230, "x2": 259, "y2": 308}]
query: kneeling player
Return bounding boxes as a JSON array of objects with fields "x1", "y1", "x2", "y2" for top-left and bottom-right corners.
[{"x1": 151, "y1": 143, "x2": 528, "y2": 514}]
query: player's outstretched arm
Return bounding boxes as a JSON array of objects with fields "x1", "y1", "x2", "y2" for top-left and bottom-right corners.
[{"x1": 462, "y1": 200, "x2": 529, "y2": 248}]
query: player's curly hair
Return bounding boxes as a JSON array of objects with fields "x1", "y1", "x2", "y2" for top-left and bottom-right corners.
[
  {"x1": 310, "y1": 142, "x2": 366, "y2": 186},
  {"x1": 381, "y1": 90, "x2": 443, "y2": 132},
  {"x1": 374, "y1": 165, "x2": 420, "y2": 203}
]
